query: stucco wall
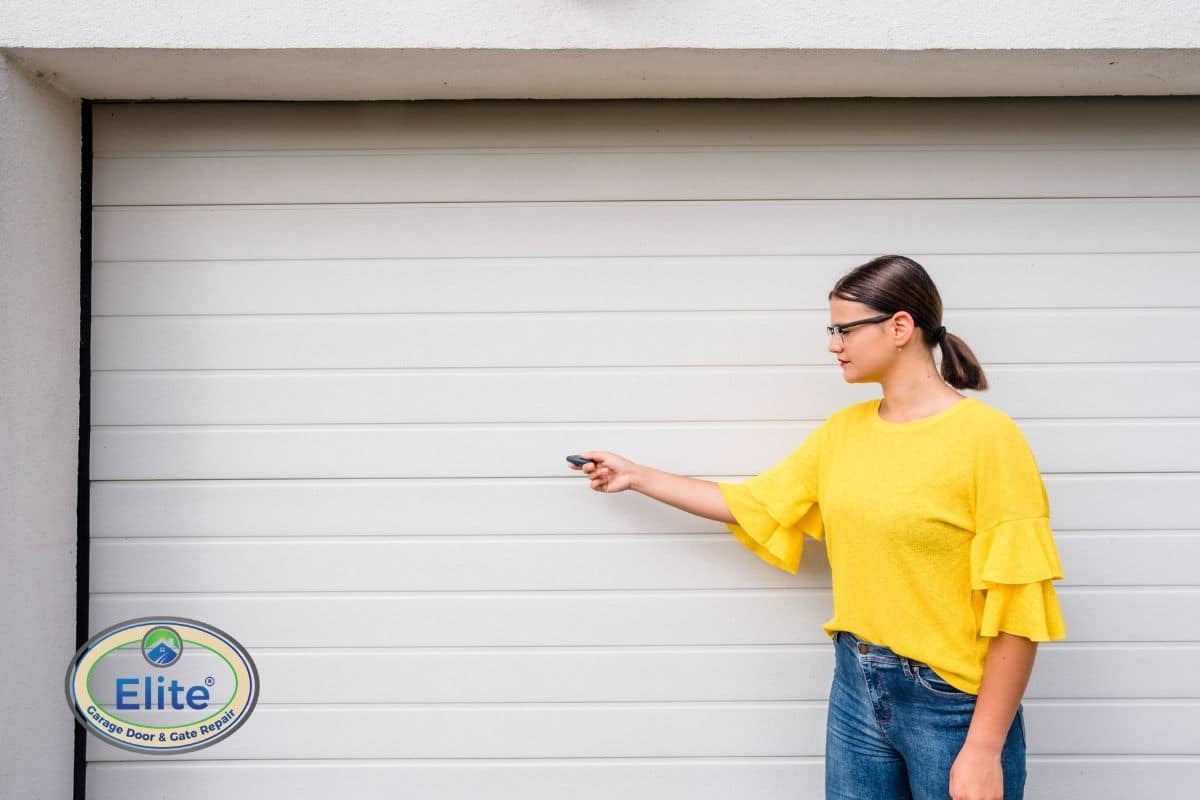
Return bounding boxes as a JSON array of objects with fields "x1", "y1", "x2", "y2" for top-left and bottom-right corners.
[
  {"x1": 2, "y1": 0, "x2": 1199, "y2": 49},
  {"x1": 0, "y1": 54, "x2": 81, "y2": 800},
  {"x1": 3, "y1": 1, "x2": 1200, "y2": 100}
]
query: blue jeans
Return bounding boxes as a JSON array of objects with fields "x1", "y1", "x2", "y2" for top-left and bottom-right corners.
[{"x1": 826, "y1": 630, "x2": 1026, "y2": 799}]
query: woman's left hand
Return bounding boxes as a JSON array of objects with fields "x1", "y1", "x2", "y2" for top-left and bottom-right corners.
[{"x1": 948, "y1": 742, "x2": 1004, "y2": 800}]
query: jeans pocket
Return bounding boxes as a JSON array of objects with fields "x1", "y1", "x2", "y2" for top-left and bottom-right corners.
[{"x1": 913, "y1": 664, "x2": 972, "y2": 697}]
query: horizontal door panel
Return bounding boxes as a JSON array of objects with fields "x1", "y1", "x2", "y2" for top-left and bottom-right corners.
[
  {"x1": 88, "y1": 419, "x2": 1200, "y2": 478},
  {"x1": 93, "y1": 147, "x2": 1200, "y2": 205},
  {"x1": 88, "y1": 533, "x2": 1199, "y2": 592},
  {"x1": 92, "y1": 199, "x2": 1200, "y2": 261},
  {"x1": 83, "y1": 700, "x2": 1200, "y2": 761},
  {"x1": 88, "y1": 589, "x2": 1200, "y2": 647},
  {"x1": 85, "y1": 758, "x2": 1200, "y2": 800},
  {"x1": 92, "y1": 253, "x2": 1200, "y2": 314},
  {"x1": 89, "y1": 474, "x2": 1200, "y2": 537},
  {"x1": 91, "y1": 308, "x2": 1200, "y2": 370}
]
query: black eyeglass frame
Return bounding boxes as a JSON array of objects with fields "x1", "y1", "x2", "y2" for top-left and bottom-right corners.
[{"x1": 826, "y1": 312, "x2": 895, "y2": 341}]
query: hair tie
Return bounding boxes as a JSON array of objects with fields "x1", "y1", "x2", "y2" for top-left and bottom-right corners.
[{"x1": 934, "y1": 325, "x2": 947, "y2": 344}]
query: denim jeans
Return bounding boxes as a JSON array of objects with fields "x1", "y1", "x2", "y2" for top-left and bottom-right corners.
[{"x1": 826, "y1": 629, "x2": 1026, "y2": 799}]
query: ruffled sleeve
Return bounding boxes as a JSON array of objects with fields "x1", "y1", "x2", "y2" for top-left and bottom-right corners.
[
  {"x1": 970, "y1": 415, "x2": 1067, "y2": 641},
  {"x1": 971, "y1": 517, "x2": 1067, "y2": 640},
  {"x1": 715, "y1": 418, "x2": 828, "y2": 575}
]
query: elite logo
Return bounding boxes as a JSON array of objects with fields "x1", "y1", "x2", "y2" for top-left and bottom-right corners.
[
  {"x1": 65, "y1": 616, "x2": 259, "y2": 754},
  {"x1": 142, "y1": 626, "x2": 182, "y2": 666}
]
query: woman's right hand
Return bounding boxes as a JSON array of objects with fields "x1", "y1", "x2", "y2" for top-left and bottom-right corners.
[{"x1": 568, "y1": 451, "x2": 637, "y2": 493}]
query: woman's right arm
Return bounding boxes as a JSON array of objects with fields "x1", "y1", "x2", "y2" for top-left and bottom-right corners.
[
  {"x1": 569, "y1": 451, "x2": 736, "y2": 524},
  {"x1": 633, "y1": 464, "x2": 736, "y2": 524}
]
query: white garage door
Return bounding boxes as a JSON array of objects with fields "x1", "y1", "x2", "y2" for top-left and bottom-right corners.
[{"x1": 86, "y1": 98, "x2": 1200, "y2": 798}]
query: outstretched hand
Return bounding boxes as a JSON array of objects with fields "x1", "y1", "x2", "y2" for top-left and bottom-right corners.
[{"x1": 567, "y1": 451, "x2": 637, "y2": 493}]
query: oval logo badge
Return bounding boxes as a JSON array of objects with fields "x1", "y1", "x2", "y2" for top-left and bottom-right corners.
[{"x1": 65, "y1": 616, "x2": 259, "y2": 754}]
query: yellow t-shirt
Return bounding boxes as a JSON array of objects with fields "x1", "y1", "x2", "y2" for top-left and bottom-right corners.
[{"x1": 715, "y1": 395, "x2": 1066, "y2": 696}]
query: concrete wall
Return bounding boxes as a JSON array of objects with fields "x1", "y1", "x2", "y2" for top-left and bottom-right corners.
[
  {"x1": 3, "y1": 0, "x2": 1199, "y2": 49},
  {"x1": 0, "y1": 54, "x2": 81, "y2": 800},
  {"x1": 2, "y1": 1, "x2": 1199, "y2": 99}
]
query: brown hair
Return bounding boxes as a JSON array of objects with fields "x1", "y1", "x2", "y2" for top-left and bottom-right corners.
[{"x1": 828, "y1": 255, "x2": 987, "y2": 391}]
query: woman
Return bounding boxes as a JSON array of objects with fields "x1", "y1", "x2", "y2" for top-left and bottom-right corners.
[{"x1": 568, "y1": 255, "x2": 1066, "y2": 800}]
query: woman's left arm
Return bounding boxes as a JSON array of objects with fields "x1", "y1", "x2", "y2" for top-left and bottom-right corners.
[{"x1": 949, "y1": 631, "x2": 1037, "y2": 799}]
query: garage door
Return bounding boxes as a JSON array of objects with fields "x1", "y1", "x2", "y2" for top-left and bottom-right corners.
[{"x1": 86, "y1": 98, "x2": 1200, "y2": 797}]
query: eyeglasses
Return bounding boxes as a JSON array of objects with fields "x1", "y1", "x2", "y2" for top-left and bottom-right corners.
[{"x1": 826, "y1": 313, "x2": 894, "y2": 345}]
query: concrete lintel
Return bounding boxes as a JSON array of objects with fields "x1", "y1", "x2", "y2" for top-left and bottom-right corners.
[{"x1": 5, "y1": 47, "x2": 1200, "y2": 101}]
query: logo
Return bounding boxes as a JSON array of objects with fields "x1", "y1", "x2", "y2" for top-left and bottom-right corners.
[
  {"x1": 142, "y1": 626, "x2": 182, "y2": 667},
  {"x1": 65, "y1": 617, "x2": 259, "y2": 754}
]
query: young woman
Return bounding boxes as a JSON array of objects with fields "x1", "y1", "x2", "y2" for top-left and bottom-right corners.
[{"x1": 568, "y1": 255, "x2": 1066, "y2": 800}]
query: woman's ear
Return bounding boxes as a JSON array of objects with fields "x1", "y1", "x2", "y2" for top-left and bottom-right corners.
[{"x1": 890, "y1": 310, "x2": 917, "y2": 347}]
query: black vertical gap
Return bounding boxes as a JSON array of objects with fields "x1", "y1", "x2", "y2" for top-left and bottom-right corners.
[{"x1": 73, "y1": 97, "x2": 93, "y2": 800}]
